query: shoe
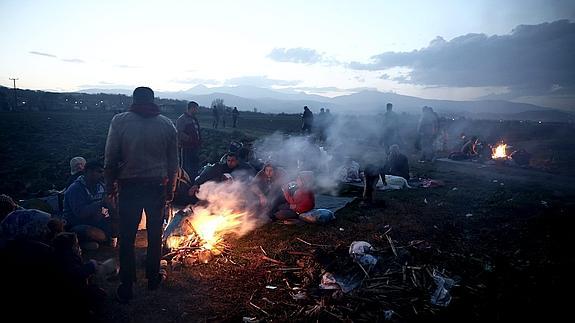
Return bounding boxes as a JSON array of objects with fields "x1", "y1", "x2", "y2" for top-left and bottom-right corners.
[
  {"x1": 116, "y1": 284, "x2": 133, "y2": 304},
  {"x1": 148, "y1": 269, "x2": 167, "y2": 290}
]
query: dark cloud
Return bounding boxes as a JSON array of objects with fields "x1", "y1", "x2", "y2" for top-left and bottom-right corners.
[
  {"x1": 29, "y1": 51, "x2": 57, "y2": 58},
  {"x1": 267, "y1": 47, "x2": 324, "y2": 64},
  {"x1": 225, "y1": 75, "x2": 300, "y2": 87},
  {"x1": 61, "y1": 58, "x2": 85, "y2": 63},
  {"x1": 349, "y1": 20, "x2": 575, "y2": 97}
]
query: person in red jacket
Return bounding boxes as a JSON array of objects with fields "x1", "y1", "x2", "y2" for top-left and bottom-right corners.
[{"x1": 275, "y1": 171, "x2": 315, "y2": 220}]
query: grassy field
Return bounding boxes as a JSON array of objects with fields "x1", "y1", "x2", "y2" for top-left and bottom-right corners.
[{"x1": 1, "y1": 110, "x2": 575, "y2": 321}]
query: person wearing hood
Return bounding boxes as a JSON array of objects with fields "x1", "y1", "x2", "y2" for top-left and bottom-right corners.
[
  {"x1": 275, "y1": 171, "x2": 315, "y2": 220},
  {"x1": 63, "y1": 161, "x2": 115, "y2": 249},
  {"x1": 104, "y1": 87, "x2": 178, "y2": 302}
]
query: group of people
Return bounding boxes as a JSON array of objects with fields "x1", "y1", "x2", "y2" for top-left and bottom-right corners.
[
  {"x1": 0, "y1": 89, "x2": 419, "y2": 310},
  {"x1": 301, "y1": 106, "x2": 334, "y2": 140},
  {"x1": 0, "y1": 194, "x2": 109, "y2": 319},
  {"x1": 212, "y1": 105, "x2": 240, "y2": 129}
]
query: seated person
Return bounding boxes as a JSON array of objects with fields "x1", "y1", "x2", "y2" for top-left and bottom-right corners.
[
  {"x1": 172, "y1": 167, "x2": 198, "y2": 206},
  {"x1": 0, "y1": 194, "x2": 20, "y2": 222},
  {"x1": 62, "y1": 161, "x2": 115, "y2": 249},
  {"x1": 251, "y1": 163, "x2": 288, "y2": 218},
  {"x1": 66, "y1": 157, "x2": 87, "y2": 189},
  {"x1": 449, "y1": 136, "x2": 479, "y2": 160},
  {"x1": 52, "y1": 232, "x2": 107, "y2": 314},
  {"x1": 191, "y1": 152, "x2": 256, "y2": 195},
  {"x1": 0, "y1": 209, "x2": 64, "y2": 320},
  {"x1": 383, "y1": 144, "x2": 410, "y2": 181},
  {"x1": 275, "y1": 171, "x2": 315, "y2": 220}
]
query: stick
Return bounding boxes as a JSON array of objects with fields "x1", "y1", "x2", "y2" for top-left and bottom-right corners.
[
  {"x1": 287, "y1": 251, "x2": 313, "y2": 256},
  {"x1": 261, "y1": 255, "x2": 284, "y2": 265},
  {"x1": 385, "y1": 234, "x2": 398, "y2": 257},
  {"x1": 249, "y1": 301, "x2": 270, "y2": 316},
  {"x1": 273, "y1": 267, "x2": 302, "y2": 271},
  {"x1": 323, "y1": 309, "x2": 345, "y2": 321},
  {"x1": 259, "y1": 246, "x2": 268, "y2": 256},
  {"x1": 357, "y1": 262, "x2": 371, "y2": 278},
  {"x1": 296, "y1": 237, "x2": 331, "y2": 247}
]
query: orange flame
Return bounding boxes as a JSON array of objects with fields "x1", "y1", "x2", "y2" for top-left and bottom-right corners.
[
  {"x1": 492, "y1": 143, "x2": 508, "y2": 159},
  {"x1": 189, "y1": 208, "x2": 243, "y2": 250}
]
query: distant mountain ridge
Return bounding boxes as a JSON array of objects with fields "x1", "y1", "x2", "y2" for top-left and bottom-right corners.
[
  {"x1": 77, "y1": 85, "x2": 573, "y2": 122},
  {"x1": 14, "y1": 85, "x2": 571, "y2": 122}
]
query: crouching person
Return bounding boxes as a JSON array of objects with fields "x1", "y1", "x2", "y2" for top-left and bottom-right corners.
[
  {"x1": 63, "y1": 161, "x2": 117, "y2": 250},
  {"x1": 275, "y1": 171, "x2": 315, "y2": 220}
]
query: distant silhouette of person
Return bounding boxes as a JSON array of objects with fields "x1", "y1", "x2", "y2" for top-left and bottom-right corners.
[
  {"x1": 104, "y1": 86, "x2": 178, "y2": 303},
  {"x1": 302, "y1": 106, "x2": 314, "y2": 134},
  {"x1": 176, "y1": 101, "x2": 202, "y2": 179},
  {"x1": 212, "y1": 106, "x2": 220, "y2": 128},
  {"x1": 315, "y1": 108, "x2": 327, "y2": 142},
  {"x1": 417, "y1": 106, "x2": 439, "y2": 162},
  {"x1": 232, "y1": 107, "x2": 239, "y2": 128},
  {"x1": 382, "y1": 103, "x2": 400, "y2": 153}
]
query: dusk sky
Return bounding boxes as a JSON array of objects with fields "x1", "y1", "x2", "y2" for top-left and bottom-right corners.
[{"x1": 1, "y1": 0, "x2": 574, "y2": 109}]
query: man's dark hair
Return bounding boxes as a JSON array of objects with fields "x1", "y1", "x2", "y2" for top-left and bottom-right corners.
[
  {"x1": 84, "y1": 161, "x2": 103, "y2": 172},
  {"x1": 226, "y1": 152, "x2": 237, "y2": 159},
  {"x1": 188, "y1": 101, "x2": 199, "y2": 109},
  {"x1": 386, "y1": 103, "x2": 393, "y2": 110}
]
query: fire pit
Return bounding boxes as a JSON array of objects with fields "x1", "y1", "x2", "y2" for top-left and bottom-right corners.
[
  {"x1": 491, "y1": 142, "x2": 510, "y2": 165},
  {"x1": 162, "y1": 206, "x2": 243, "y2": 266}
]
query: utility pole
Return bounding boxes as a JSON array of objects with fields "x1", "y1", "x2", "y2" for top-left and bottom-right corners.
[{"x1": 9, "y1": 78, "x2": 18, "y2": 111}]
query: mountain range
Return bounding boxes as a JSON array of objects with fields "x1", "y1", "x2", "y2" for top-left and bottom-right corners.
[{"x1": 79, "y1": 85, "x2": 573, "y2": 122}]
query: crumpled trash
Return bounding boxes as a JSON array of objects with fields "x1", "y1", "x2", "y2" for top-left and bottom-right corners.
[
  {"x1": 299, "y1": 208, "x2": 335, "y2": 224},
  {"x1": 383, "y1": 310, "x2": 395, "y2": 320},
  {"x1": 290, "y1": 291, "x2": 307, "y2": 300},
  {"x1": 430, "y1": 272, "x2": 457, "y2": 307},
  {"x1": 420, "y1": 178, "x2": 444, "y2": 188},
  {"x1": 162, "y1": 207, "x2": 193, "y2": 243},
  {"x1": 349, "y1": 241, "x2": 378, "y2": 267},
  {"x1": 349, "y1": 241, "x2": 373, "y2": 259},
  {"x1": 319, "y1": 272, "x2": 362, "y2": 293}
]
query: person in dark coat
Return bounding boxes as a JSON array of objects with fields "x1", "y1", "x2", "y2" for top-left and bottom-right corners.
[
  {"x1": 383, "y1": 144, "x2": 409, "y2": 181},
  {"x1": 176, "y1": 101, "x2": 202, "y2": 179}
]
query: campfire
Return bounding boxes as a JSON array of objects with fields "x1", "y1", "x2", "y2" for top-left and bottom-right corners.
[
  {"x1": 491, "y1": 142, "x2": 509, "y2": 159},
  {"x1": 163, "y1": 206, "x2": 246, "y2": 264},
  {"x1": 163, "y1": 181, "x2": 258, "y2": 265}
]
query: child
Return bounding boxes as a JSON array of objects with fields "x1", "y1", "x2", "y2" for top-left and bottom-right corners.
[{"x1": 275, "y1": 171, "x2": 315, "y2": 220}]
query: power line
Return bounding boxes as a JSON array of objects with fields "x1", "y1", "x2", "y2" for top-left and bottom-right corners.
[{"x1": 9, "y1": 78, "x2": 18, "y2": 111}]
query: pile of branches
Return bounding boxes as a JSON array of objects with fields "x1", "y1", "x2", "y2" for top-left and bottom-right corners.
[{"x1": 241, "y1": 232, "x2": 473, "y2": 322}]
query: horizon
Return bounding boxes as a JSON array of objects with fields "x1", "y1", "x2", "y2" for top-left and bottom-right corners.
[{"x1": 1, "y1": 0, "x2": 574, "y2": 110}]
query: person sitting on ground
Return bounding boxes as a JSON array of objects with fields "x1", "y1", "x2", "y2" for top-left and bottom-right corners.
[
  {"x1": 66, "y1": 157, "x2": 87, "y2": 189},
  {"x1": 191, "y1": 152, "x2": 256, "y2": 195},
  {"x1": 251, "y1": 163, "x2": 288, "y2": 218},
  {"x1": 383, "y1": 144, "x2": 410, "y2": 181},
  {"x1": 52, "y1": 232, "x2": 107, "y2": 316},
  {"x1": 172, "y1": 167, "x2": 198, "y2": 206},
  {"x1": 275, "y1": 171, "x2": 315, "y2": 220},
  {"x1": 63, "y1": 161, "x2": 116, "y2": 250},
  {"x1": 461, "y1": 136, "x2": 480, "y2": 158},
  {"x1": 0, "y1": 194, "x2": 20, "y2": 222},
  {"x1": 0, "y1": 209, "x2": 64, "y2": 319}
]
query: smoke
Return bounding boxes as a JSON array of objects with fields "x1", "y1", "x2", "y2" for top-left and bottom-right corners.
[{"x1": 251, "y1": 111, "x2": 393, "y2": 194}]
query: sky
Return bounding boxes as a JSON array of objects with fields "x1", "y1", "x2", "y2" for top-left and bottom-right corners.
[{"x1": 1, "y1": 0, "x2": 574, "y2": 109}]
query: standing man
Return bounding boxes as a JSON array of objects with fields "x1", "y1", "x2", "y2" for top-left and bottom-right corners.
[
  {"x1": 104, "y1": 87, "x2": 178, "y2": 303},
  {"x1": 176, "y1": 101, "x2": 202, "y2": 179},
  {"x1": 382, "y1": 103, "x2": 399, "y2": 153},
  {"x1": 232, "y1": 107, "x2": 239, "y2": 128},
  {"x1": 302, "y1": 106, "x2": 314, "y2": 134}
]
